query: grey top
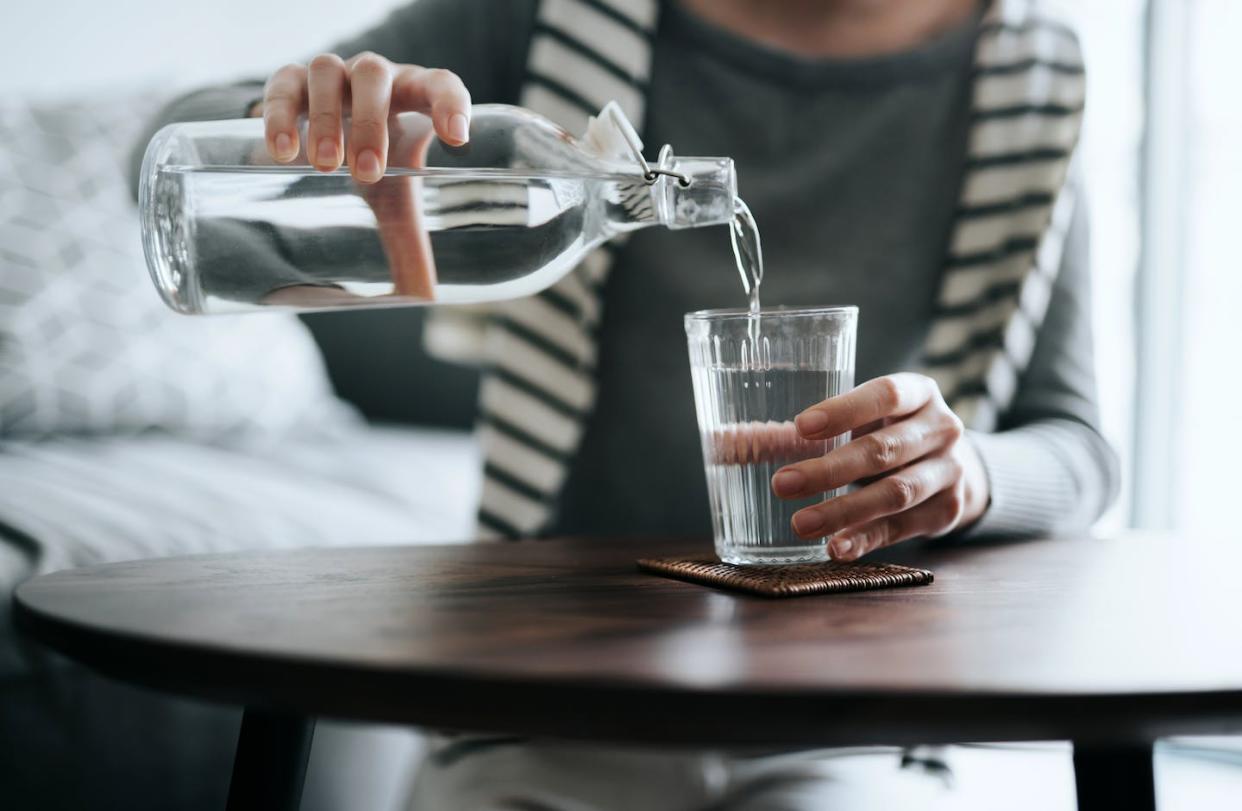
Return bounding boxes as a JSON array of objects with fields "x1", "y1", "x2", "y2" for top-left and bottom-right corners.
[{"x1": 138, "y1": 0, "x2": 1119, "y2": 538}]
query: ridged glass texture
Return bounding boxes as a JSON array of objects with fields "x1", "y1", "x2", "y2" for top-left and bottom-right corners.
[{"x1": 685, "y1": 306, "x2": 857, "y2": 565}]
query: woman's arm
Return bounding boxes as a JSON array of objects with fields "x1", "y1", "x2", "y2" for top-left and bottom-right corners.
[
  {"x1": 966, "y1": 193, "x2": 1121, "y2": 536},
  {"x1": 771, "y1": 188, "x2": 1121, "y2": 558}
]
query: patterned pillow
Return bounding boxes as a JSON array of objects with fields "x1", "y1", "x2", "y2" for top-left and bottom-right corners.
[{"x1": 0, "y1": 92, "x2": 358, "y2": 441}]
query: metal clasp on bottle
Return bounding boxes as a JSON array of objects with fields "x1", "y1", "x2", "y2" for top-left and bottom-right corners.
[{"x1": 614, "y1": 117, "x2": 691, "y2": 188}]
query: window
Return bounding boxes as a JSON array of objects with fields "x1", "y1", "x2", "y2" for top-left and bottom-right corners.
[
  {"x1": 1071, "y1": 0, "x2": 1146, "y2": 532},
  {"x1": 1122, "y1": 0, "x2": 1242, "y2": 535},
  {"x1": 1174, "y1": 0, "x2": 1242, "y2": 535}
]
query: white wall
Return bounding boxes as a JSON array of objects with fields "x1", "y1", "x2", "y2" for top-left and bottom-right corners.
[{"x1": 0, "y1": 0, "x2": 401, "y2": 100}]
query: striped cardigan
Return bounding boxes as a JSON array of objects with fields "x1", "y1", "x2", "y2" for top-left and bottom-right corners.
[{"x1": 424, "y1": 0, "x2": 1085, "y2": 540}]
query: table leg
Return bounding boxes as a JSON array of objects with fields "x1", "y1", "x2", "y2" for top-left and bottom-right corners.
[
  {"x1": 1072, "y1": 742, "x2": 1156, "y2": 811},
  {"x1": 226, "y1": 708, "x2": 316, "y2": 811}
]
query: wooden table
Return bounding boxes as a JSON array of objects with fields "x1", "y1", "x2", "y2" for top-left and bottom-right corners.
[{"x1": 14, "y1": 534, "x2": 1242, "y2": 810}]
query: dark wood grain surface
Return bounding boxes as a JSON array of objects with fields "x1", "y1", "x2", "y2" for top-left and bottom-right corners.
[{"x1": 15, "y1": 534, "x2": 1242, "y2": 747}]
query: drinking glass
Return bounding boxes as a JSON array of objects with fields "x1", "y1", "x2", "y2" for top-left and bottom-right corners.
[{"x1": 685, "y1": 306, "x2": 858, "y2": 565}]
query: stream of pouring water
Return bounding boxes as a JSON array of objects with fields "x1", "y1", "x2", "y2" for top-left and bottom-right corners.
[
  {"x1": 730, "y1": 197, "x2": 764, "y2": 353},
  {"x1": 730, "y1": 197, "x2": 764, "y2": 317}
]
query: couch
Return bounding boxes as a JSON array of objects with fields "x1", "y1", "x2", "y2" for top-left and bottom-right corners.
[{"x1": 0, "y1": 91, "x2": 482, "y2": 809}]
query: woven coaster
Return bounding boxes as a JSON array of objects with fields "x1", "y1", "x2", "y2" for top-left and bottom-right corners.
[{"x1": 637, "y1": 557, "x2": 934, "y2": 598}]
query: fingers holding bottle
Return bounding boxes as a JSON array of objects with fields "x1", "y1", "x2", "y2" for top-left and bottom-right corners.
[
  {"x1": 393, "y1": 65, "x2": 473, "y2": 146},
  {"x1": 344, "y1": 52, "x2": 393, "y2": 183},
  {"x1": 306, "y1": 53, "x2": 348, "y2": 172},
  {"x1": 259, "y1": 54, "x2": 471, "y2": 180},
  {"x1": 261, "y1": 63, "x2": 307, "y2": 162}
]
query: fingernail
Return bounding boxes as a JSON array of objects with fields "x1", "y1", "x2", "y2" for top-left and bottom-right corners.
[
  {"x1": 274, "y1": 132, "x2": 293, "y2": 160},
  {"x1": 831, "y1": 537, "x2": 855, "y2": 558},
  {"x1": 792, "y1": 511, "x2": 824, "y2": 537},
  {"x1": 356, "y1": 149, "x2": 382, "y2": 182},
  {"x1": 795, "y1": 410, "x2": 829, "y2": 436},
  {"x1": 448, "y1": 113, "x2": 470, "y2": 144},
  {"x1": 772, "y1": 469, "x2": 806, "y2": 497},
  {"x1": 316, "y1": 137, "x2": 337, "y2": 168}
]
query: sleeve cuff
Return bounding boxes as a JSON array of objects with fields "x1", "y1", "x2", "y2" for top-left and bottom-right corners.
[{"x1": 964, "y1": 427, "x2": 1080, "y2": 538}]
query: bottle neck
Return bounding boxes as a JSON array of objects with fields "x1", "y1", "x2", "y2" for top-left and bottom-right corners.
[{"x1": 654, "y1": 157, "x2": 738, "y2": 230}]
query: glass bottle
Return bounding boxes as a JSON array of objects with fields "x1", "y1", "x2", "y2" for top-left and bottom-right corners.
[{"x1": 140, "y1": 102, "x2": 736, "y2": 314}]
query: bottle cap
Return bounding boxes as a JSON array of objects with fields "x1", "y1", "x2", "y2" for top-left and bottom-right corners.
[{"x1": 581, "y1": 101, "x2": 642, "y2": 161}]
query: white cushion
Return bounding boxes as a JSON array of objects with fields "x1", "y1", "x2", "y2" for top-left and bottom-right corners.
[
  {"x1": 0, "y1": 92, "x2": 356, "y2": 441},
  {"x1": 0, "y1": 427, "x2": 479, "y2": 579}
]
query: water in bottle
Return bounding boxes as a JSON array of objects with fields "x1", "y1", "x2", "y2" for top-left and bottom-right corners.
[{"x1": 140, "y1": 103, "x2": 738, "y2": 314}]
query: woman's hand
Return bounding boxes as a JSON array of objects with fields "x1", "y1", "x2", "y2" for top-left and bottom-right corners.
[
  {"x1": 251, "y1": 52, "x2": 466, "y2": 301},
  {"x1": 253, "y1": 52, "x2": 472, "y2": 183},
  {"x1": 771, "y1": 373, "x2": 990, "y2": 561}
]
